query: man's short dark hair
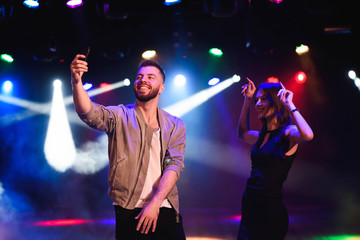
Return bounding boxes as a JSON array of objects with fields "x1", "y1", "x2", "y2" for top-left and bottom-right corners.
[{"x1": 138, "y1": 60, "x2": 165, "y2": 82}]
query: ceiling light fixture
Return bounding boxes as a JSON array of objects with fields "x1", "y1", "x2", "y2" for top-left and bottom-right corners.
[
  {"x1": 23, "y1": 0, "x2": 39, "y2": 8},
  {"x1": 66, "y1": 0, "x2": 83, "y2": 8}
]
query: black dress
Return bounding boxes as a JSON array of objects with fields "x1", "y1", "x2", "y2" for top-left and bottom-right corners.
[{"x1": 237, "y1": 127, "x2": 296, "y2": 240}]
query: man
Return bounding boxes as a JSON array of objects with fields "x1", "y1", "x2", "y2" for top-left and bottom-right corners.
[{"x1": 70, "y1": 54, "x2": 186, "y2": 240}]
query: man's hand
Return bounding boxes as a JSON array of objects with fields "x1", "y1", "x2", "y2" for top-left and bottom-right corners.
[
  {"x1": 135, "y1": 200, "x2": 161, "y2": 234},
  {"x1": 70, "y1": 54, "x2": 88, "y2": 84}
]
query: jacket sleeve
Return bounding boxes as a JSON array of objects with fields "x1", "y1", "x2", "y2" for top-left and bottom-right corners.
[
  {"x1": 163, "y1": 118, "x2": 186, "y2": 177},
  {"x1": 78, "y1": 102, "x2": 119, "y2": 133}
]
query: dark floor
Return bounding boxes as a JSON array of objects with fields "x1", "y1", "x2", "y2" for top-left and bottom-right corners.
[{"x1": 1, "y1": 205, "x2": 359, "y2": 240}]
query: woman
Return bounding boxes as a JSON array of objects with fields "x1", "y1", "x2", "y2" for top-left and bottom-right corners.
[{"x1": 237, "y1": 78, "x2": 314, "y2": 239}]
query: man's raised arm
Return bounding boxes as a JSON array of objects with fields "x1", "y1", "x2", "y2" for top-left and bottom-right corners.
[{"x1": 70, "y1": 54, "x2": 91, "y2": 114}]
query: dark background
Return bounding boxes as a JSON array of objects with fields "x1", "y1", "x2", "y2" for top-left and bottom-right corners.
[{"x1": 1, "y1": 0, "x2": 360, "y2": 238}]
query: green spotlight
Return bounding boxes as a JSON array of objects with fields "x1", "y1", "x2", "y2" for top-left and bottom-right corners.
[
  {"x1": 1, "y1": 54, "x2": 14, "y2": 63},
  {"x1": 313, "y1": 235, "x2": 360, "y2": 240},
  {"x1": 209, "y1": 48, "x2": 223, "y2": 57},
  {"x1": 295, "y1": 44, "x2": 309, "y2": 55}
]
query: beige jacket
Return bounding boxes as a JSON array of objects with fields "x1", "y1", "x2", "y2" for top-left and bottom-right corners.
[{"x1": 79, "y1": 102, "x2": 186, "y2": 213}]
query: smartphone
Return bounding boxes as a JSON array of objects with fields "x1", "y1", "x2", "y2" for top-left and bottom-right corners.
[{"x1": 79, "y1": 46, "x2": 90, "y2": 61}]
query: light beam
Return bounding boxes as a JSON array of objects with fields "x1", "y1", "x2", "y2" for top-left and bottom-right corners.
[
  {"x1": 44, "y1": 80, "x2": 76, "y2": 172},
  {"x1": 164, "y1": 75, "x2": 240, "y2": 117}
]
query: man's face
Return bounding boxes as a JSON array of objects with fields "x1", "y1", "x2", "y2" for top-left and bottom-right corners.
[{"x1": 134, "y1": 66, "x2": 165, "y2": 102}]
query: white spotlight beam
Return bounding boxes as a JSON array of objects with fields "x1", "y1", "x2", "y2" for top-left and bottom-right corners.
[
  {"x1": 0, "y1": 79, "x2": 130, "y2": 126},
  {"x1": 44, "y1": 80, "x2": 76, "y2": 172},
  {"x1": 0, "y1": 94, "x2": 50, "y2": 114},
  {"x1": 63, "y1": 79, "x2": 131, "y2": 105},
  {"x1": 0, "y1": 110, "x2": 39, "y2": 127},
  {"x1": 164, "y1": 76, "x2": 239, "y2": 117}
]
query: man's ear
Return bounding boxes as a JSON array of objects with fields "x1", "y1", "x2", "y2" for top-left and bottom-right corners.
[{"x1": 159, "y1": 83, "x2": 165, "y2": 94}]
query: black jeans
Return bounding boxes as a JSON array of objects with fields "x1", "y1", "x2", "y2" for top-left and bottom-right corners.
[{"x1": 114, "y1": 205, "x2": 186, "y2": 240}]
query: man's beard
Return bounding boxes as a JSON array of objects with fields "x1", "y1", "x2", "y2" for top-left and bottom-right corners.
[{"x1": 134, "y1": 85, "x2": 160, "y2": 102}]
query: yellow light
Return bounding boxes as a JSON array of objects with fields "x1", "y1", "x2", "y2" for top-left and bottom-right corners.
[
  {"x1": 142, "y1": 50, "x2": 156, "y2": 59},
  {"x1": 295, "y1": 44, "x2": 309, "y2": 55}
]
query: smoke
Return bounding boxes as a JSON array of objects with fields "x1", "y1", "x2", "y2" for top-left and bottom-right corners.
[
  {"x1": 71, "y1": 134, "x2": 109, "y2": 174},
  {"x1": 0, "y1": 182, "x2": 33, "y2": 239}
]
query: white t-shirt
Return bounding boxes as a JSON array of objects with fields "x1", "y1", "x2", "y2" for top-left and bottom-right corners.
[{"x1": 135, "y1": 128, "x2": 172, "y2": 208}]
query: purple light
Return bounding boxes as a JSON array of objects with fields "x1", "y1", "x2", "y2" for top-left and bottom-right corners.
[
  {"x1": 66, "y1": 0, "x2": 83, "y2": 8},
  {"x1": 96, "y1": 218, "x2": 115, "y2": 225}
]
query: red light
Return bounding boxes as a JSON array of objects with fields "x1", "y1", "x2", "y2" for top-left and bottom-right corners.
[
  {"x1": 34, "y1": 219, "x2": 89, "y2": 226},
  {"x1": 231, "y1": 215, "x2": 242, "y2": 221},
  {"x1": 269, "y1": 0, "x2": 283, "y2": 3},
  {"x1": 295, "y1": 71, "x2": 307, "y2": 84},
  {"x1": 100, "y1": 83, "x2": 111, "y2": 88},
  {"x1": 267, "y1": 76, "x2": 279, "y2": 83}
]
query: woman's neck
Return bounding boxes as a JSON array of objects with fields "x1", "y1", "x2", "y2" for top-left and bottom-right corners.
[{"x1": 266, "y1": 115, "x2": 280, "y2": 131}]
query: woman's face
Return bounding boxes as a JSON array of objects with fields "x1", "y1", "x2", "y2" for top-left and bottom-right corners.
[{"x1": 255, "y1": 89, "x2": 275, "y2": 120}]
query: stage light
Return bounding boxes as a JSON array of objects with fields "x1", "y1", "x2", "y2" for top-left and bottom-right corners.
[
  {"x1": 208, "y1": 77, "x2": 220, "y2": 86},
  {"x1": 267, "y1": 76, "x2": 279, "y2": 83},
  {"x1": 1, "y1": 54, "x2": 14, "y2": 63},
  {"x1": 83, "y1": 83, "x2": 93, "y2": 91},
  {"x1": 232, "y1": 74, "x2": 241, "y2": 83},
  {"x1": 230, "y1": 215, "x2": 242, "y2": 221},
  {"x1": 0, "y1": 79, "x2": 131, "y2": 128},
  {"x1": 85, "y1": 79, "x2": 131, "y2": 99},
  {"x1": 164, "y1": 0, "x2": 181, "y2": 6},
  {"x1": 23, "y1": 0, "x2": 39, "y2": 8},
  {"x1": 174, "y1": 74, "x2": 187, "y2": 87},
  {"x1": 164, "y1": 75, "x2": 237, "y2": 117},
  {"x1": 348, "y1": 70, "x2": 356, "y2": 80},
  {"x1": 209, "y1": 48, "x2": 223, "y2": 57},
  {"x1": 2, "y1": 80, "x2": 13, "y2": 94},
  {"x1": 0, "y1": 182, "x2": 4, "y2": 197},
  {"x1": 355, "y1": 79, "x2": 360, "y2": 88},
  {"x1": 324, "y1": 27, "x2": 351, "y2": 34},
  {"x1": 296, "y1": 44, "x2": 309, "y2": 55},
  {"x1": 142, "y1": 50, "x2": 156, "y2": 59},
  {"x1": 34, "y1": 219, "x2": 89, "y2": 226},
  {"x1": 313, "y1": 235, "x2": 360, "y2": 240},
  {"x1": 100, "y1": 82, "x2": 111, "y2": 89},
  {"x1": 44, "y1": 79, "x2": 76, "y2": 172},
  {"x1": 124, "y1": 78, "x2": 131, "y2": 86},
  {"x1": 269, "y1": 0, "x2": 283, "y2": 3},
  {"x1": 186, "y1": 237, "x2": 227, "y2": 240},
  {"x1": 66, "y1": 0, "x2": 83, "y2": 8},
  {"x1": 295, "y1": 71, "x2": 307, "y2": 84}
]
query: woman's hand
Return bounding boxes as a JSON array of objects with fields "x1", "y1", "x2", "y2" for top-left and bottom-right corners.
[
  {"x1": 241, "y1": 77, "x2": 256, "y2": 99},
  {"x1": 277, "y1": 82, "x2": 294, "y2": 109}
]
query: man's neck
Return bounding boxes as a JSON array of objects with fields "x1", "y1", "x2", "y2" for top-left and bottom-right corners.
[{"x1": 136, "y1": 99, "x2": 159, "y2": 129}]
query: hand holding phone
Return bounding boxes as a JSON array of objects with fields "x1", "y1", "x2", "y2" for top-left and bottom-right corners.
[{"x1": 78, "y1": 46, "x2": 90, "y2": 61}]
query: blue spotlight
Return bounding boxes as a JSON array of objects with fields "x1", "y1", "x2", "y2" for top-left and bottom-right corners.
[
  {"x1": 23, "y1": 0, "x2": 39, "y2": 8},
  {"x1": 164, "y1": 0, "x2": 181, "y2": 6},
  {"x1": 2, "y1": 80, "x2": 13, "y2": 94},
  {"x1": 174, "y1": 74, "x2": 187, "y2": 87},
  {"x1": 208, "y1": 77, "x2": 220, "y2": 86},
  {"x1": 83, "y1": 83, "x2": 93, "y2": 91}
]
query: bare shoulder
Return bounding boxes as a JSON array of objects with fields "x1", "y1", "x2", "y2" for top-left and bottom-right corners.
[
  {"x1": 239, "y1": 130, "x2": 259, "y2": 145},
  {"x1": 284, "y1": 125, "x2": 299, "y2": 136}
]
